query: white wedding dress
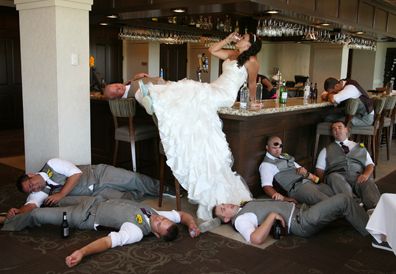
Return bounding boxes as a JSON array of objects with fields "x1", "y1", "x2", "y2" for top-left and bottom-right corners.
[{"x1": 147, "y1": 59, "x2": 252, "y2": 220}]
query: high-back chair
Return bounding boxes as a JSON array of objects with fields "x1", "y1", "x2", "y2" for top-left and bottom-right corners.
[
  {"x1": 349, "y1": 96, "x2": 386, "y2": 171},
  {"x1": 379, "y1": 95, "x2": 396, "y2": 160},
  {"x1": 108, "y1": 98, "x2": 157, "y2": 172},
  {"x1": 313, "y1": 98, "x2": 359, "y2": 164}
]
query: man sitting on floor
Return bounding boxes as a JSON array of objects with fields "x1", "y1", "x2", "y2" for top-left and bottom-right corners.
[
  {"x1": 315, "y1": 121, "x2": 380, "y2": 210},
  {"x1": 6, "y1": 158, "x2": 176, "y2": 218},
  {"x1": 213, "y1": 194, "x2": 369, "y2": 245},
  {"x1": 0, "y1": 196, "x2": 200, "y2": 268},
  {"x1": 259, "y1": 136, "x2": 334, "y2": 205}
]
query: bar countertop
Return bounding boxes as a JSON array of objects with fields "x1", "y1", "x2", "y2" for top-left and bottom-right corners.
[{"x1": 219, "y1": 97, "x2": 333, "y2": 118}]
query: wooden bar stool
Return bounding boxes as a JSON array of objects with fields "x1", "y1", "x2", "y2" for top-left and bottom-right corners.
[
  {"x1": 108, "y1": 98, "x2": 157, "y2": 172},
  {"x1": 152, "y1": 115, "x2": 182, "y2": 211}
]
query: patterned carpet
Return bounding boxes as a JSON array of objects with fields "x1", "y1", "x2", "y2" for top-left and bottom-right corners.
[{"x1": 1, "y1": 164, "x2": 396, "y2": 273}]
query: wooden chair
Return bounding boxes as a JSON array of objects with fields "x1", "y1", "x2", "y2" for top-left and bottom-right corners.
[
  {"x1": 152, "y1": 115, "x2": 182, "y2": 211},
  {"x1": 379, "y1": 95, "x2": 396, "y2": 161},
  {"x1": 349, "y1": 97, "x2": 386, "y2": 169},
  {"x1": 108, "y1": 98, "x2": 157, "y2": 172}
]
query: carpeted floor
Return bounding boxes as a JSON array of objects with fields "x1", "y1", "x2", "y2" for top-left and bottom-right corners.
[{"x1": 1, "y1": 164, "x2": 396, "y2": 274}]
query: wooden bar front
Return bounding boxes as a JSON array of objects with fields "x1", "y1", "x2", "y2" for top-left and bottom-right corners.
[{"x1": 219, "y1": 98, "x2": 337, "y2": 197}]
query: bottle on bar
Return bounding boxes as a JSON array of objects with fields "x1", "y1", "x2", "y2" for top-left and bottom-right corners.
[
  {"x1": 160, "y1": 68, "x2": 164, "y2": 79},
  {"x1": 256, "y1": 77, "x2": 263, "y2": 104},
  {"x1": 61, "y1": 211, "x2": 70, "y2": 238},
  {"x1": 303, "y1": 77, "x2": 311, "y2": 102},
  {"x1": 239, "y1": 82, "x2": 249, "y2": 109},
  {"x1": 313, "y1": 82, "x2": 318, "y2": 101},
  {"x1": 279, "y1": 81, "x2": 287, "y2": 104}
]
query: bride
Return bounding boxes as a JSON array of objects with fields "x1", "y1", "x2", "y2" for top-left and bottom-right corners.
[{"x1": 139, "y1": 32, "x2": 262, "y2": 220}]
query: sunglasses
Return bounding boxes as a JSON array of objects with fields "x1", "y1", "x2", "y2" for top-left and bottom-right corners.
[{"x1": 271, "y1": 142, "x2": 283, "y2": 148}]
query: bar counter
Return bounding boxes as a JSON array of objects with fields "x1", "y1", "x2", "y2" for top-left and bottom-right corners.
[{"x1": 218, "y1": 98, "x2": 337, "y2": 197}]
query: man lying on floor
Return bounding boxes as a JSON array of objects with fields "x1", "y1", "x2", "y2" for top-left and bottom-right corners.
[
  {"x1": 6, "y1": 158, "x2": 176, "y2": 218},
  {"x1": 0, "y1": 196, "x2": 200, "y2": 267},
  {"x1": 213, "y1": 193, "x2": 369, "y2": 245}
]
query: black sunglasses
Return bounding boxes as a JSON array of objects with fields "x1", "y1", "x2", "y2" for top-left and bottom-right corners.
[{"x1": 272, "y1": 142, "x2": 283, "y2": 148}]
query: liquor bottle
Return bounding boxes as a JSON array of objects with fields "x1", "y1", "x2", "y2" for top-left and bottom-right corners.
[
  {"x1": 303, "y1": 77, "x2": 311, "y2": 101},
  {"x1": 198, "y1": 218, "x2": 221, "y2": 233},
  {"x1": 256, "y1": 77, "x2": 263, "y2": 103},
  {"x1": 239, "y1": 82, "x2": 249, "y2": 109},
  {"x1": 61, "y1": 211, "x2": 70, "y2": 238},
  {"x1": 160, "y1": 68, "x2": 164, "y2": 79},
  {"x1": 234, "y1": 20, "x2": 239, "y2": 33},
  {"x1": 313, "y1": 82, "x2": 318, "y2": 101},
  {"x1": 279, "y1": 81, "x2": 287, "y2": 104}
]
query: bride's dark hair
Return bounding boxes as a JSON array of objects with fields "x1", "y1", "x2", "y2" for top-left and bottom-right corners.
[{"x1": 237, "y1": 33, "x2": 262, "y2": 67}]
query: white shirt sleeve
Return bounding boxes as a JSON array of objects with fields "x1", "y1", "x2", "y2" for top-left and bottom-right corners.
[
  {"x1": 315, "y1": 148, "x2": 327, "y2": 170},
  {"x1": 259, "y1": 162, "x2": 279, "y2": 187},
  {"x1": 234, "y1": 212, "x2": 258, "y2": 243},
  {"x1": 333, "y1": 84, "x2": 361, "y2": 104},
  {"x1": 109, "y1": 222, "x2": 144, "y2": 248},
  {"x1": 25, "y1": 191, "x2": 48, "y2": 207},
  {"x1": 157, "y1": 210, "x2": 181, "y2": 223},
  {"x1": 46, "y1": 158, "x2": 82, "y2": 177}
]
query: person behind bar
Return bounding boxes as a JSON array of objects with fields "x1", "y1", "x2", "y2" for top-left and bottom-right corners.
[
  {"x1": 133, "y1": 32, "x2": 261, "y2": 220},
  {"x1": 5, "y1": 158, "x2": 176, "y2": 219},
  {"x1": 103, "y1": 73, "x2": 166, "y2": 99},
  {"x1": 257, "y1": 74, "x2": 276, "y2": 99},
  {"x1": 259, "y1": 136, "x2": 334, "y2": 205},
  {"x1": 212, "y1": 194, "x2": 369, "y2": 245},
  {"x1": 315, "y1": 121, "x2": 380, "y2": 210},
  {"x1": 0, "y1": 196, "x2": 200, "y2": 268},
  {"x1": 321, "y1": 77, "x2": 374, "y2": 126}
]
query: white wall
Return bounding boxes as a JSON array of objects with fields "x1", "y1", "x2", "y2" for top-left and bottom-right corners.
[
  {"x1": 258, "y1": 42, "x2": 310, "y2": 82},
  {"x1": 123, "y1": 41, "x2": 149, "y2": 81}
]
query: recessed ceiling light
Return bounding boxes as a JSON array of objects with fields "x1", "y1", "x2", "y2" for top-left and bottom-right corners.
[
  {"x1": 320, "y1": 23, "x2": 330, "y2": 26},
  {"x1": 171, "y1": 8, "x2": 186, "y2": 13},
  {"x1": 107, "y1": 15, "x2": 118, "y2": 19},
  {"x1": 99, "y1": 22, "x2": 109, "y2": 26},
  {"x1": 266, "y1": 10, "x2": 279, "y2": 14},
  {"x1": 356, "y1": 31, "x2": 364, "y2": 35}
]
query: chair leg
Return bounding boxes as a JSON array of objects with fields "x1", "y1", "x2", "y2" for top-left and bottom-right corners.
[
  {"x1": 175, "y1": 179, "x2": 181, "y2": 211},
  {"x1": 158, "y1": 154, "x2": 165, "y2": 208},
  {"x1": 112, "y1": 140, "x2": 119, "y2": 166},
  {"x1": 130, "y1": 141, "x2": 137, "y2": 173},
  {"x1": 387, "y1": 125, "x2": 393, "y2": 160},
  {"x1": 313, "y1": 133, "x2": 320, "y2": 164}
]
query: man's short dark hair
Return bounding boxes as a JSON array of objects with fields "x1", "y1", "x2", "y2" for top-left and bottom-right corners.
[
  {"x1": 162, "y1": 224, "x2": 179, "y2": 241},
  {"x1": 16, "y1": 174, "x2": 29, "y2": 193},
  {"x1": 324, "y1": 77, "x2": 339, "y2": 91},
  {"x1": 331, "y1": 120, "x2": 347, "y2": 128}
]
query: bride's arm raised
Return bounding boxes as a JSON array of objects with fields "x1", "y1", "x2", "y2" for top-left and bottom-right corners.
[{"x1": 209, "y1": 32, "x2": 240, "y2": 60}]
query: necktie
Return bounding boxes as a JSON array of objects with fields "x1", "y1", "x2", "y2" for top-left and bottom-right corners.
[
  {"x1": 140, "y1": 208, "x2": 152, "y2": 218},
  {"x1": 46, "y1": 183, "x2": 62, "y2": 195},
  {"x1": 340, "y1": 142, "x2": 350, "y2": 154}
]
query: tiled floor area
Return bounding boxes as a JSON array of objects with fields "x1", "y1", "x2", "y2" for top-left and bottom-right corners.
[{"x1": 0, "y1": 138, "x2": 395, "y2": 250}]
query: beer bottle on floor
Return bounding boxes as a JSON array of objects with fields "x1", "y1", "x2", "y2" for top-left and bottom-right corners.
[{"x1": 61, "y1": 212, "x2": 70, "y2": 238}]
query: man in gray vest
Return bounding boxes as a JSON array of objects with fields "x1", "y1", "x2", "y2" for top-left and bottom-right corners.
[
  {"x1": 315, "y1": 121, "x2": 380, "y2": 210},
  {"x1": 6, "y1": 158, "x2": 175, "y2": 219},
  {"x1": 104, "y1": 73, "x2": 166, "y2": 99},
  {"x1": 321, "y1": 77, "x2": 374, "y2": 126},
  {"x1": 0, "y1": 196, "x2": 200, "y2": 268},
  {"x1": 213, "y1": 194, "x2": 369, "y2": 245},
  {"x1": 259, "y1": 136, "x2": 334, "y2": 205}
]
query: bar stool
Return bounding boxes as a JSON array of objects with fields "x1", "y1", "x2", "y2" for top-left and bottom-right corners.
[
  {"x1": 108, "y1": 98, "x2": 158, "y2": 172},
  {"x1": 313, "y1": 98, "x2": 359, "y2": 163},
  {"x1": 349, "y1": 96, "x2": 386, "y2": 168},
  {"x1": 379, "y1": 95, "x2": 396, "y2": 160},
  {"x1": 152, "y1": 115, "x2": 182, "y2": 211}
]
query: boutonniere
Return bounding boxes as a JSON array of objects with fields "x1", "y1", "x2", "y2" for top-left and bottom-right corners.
[
  {"x1": 46, "y1": 169, "x2": 53, "y2": 178},
  {"x1": 359, "y1": 143, "x2": 365, "y2": 148},
  {"x1": 135, "y1": 214, "x2": 143, "y2": 224}
]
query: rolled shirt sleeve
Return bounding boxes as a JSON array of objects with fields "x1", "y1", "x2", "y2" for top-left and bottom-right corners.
[
  {"x1": 234, "y1": 212, "x2": 258, "y2": 243},
  {"x1": 109, "y1": 222, "x2": 144, "y2": 248}
]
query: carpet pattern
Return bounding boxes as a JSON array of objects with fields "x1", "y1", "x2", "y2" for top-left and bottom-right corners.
[{"x1": 1, "y1": 164, "x2": 396, "y2": 273}]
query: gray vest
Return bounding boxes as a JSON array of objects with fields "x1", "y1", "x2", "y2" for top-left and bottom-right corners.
[
  {"x1": 325, "y1": 142, "x2": 367, "y2": 175},
  {"x1": 263, "y1": 154, "x2": 304, "y2": 192},
  {"x1": 231, "y1": 199, "x2": 294, "y2": 228},
  {"x1": 94, "y1": 199, "x2": 156, "y2": 235},
  {"x1": 40, "y1": 163, "x2": 69, "y2": 195}
]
